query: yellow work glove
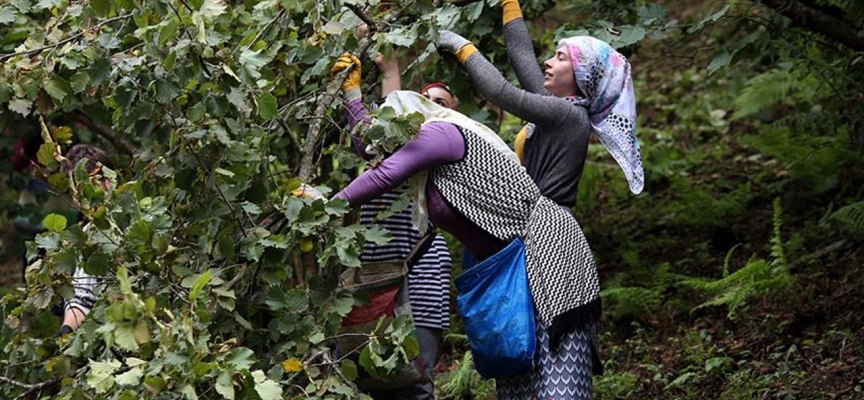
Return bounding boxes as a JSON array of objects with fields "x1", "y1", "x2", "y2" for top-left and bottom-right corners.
[
  {"x1": 437, "y1": 30, "x2": 478, "y2": 64},
  {"x1": 330, "y1": 53, "x2": 362, "y2": 102},
  {"x1": 502, "y1": 0, "x2": 523, "y2": 24},
  {"x1": 291, "y1": 182, "x2": 324, "y2": 200}
]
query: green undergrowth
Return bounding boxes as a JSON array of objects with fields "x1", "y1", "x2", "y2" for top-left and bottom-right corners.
[{"x1": 581, "y1": 12, "x2": 864, "y2": 400}]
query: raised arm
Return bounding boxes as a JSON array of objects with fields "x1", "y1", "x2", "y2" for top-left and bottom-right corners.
[
  {"x1": 335, "y1": 122, "x2": 465, "y2": 206},
  {"x1": 437, "y1": 31, "x2": 577, "y2": 127},
  {"x1": 502, "y1": 0, "x2": 548, "y2": 94}
]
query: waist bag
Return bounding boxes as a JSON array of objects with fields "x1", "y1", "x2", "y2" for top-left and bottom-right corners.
[{"x1": 338, "y1": 232, "x2": 435, "y2": 391}]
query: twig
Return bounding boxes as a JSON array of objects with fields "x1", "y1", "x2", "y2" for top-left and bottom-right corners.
[
  {"x1": 277, "y1": 118, "x2": 302, "y2": 151},
  {"x1": 184, "y1": 141, "x2": 251, "y2": 236},
  {"x1": 346, "y1": 4, "x2": 376, "y2": 32},
  {"x1": 246, "y1": 9, "x2": 287, "y2": 50},
  {"x1": 68, "y1": 110, "x2": 137, "y2": 156},
  {"x1": 448, "y1": 0, "x2": 483, "y2": 6},
  {"x1": 0, "y1": 375, "x2": 55, "y2": 390},
  {"x1": 0, "y1": 14, "x2": 133, "y2": 61}
]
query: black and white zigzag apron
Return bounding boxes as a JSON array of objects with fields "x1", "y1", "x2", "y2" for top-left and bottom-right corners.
[{"x1": 429, "y1": 126, "x2": 600, "y2": 399}]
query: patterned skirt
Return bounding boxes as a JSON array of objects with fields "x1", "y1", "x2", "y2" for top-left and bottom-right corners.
[{"x1": 496, "y1": 315, "x2": 594, "y2": 400}]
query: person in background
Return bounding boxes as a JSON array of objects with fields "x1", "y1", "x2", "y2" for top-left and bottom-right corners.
[
  {"x1": 332, "y1": 51, "x2": 453, "y2": 400},
  {"x1": 332, "y1": 90, "x2": 602, "y2": 400},
  {"x1": 55, "y1": 144, "x2": 113, "y2": 336}
]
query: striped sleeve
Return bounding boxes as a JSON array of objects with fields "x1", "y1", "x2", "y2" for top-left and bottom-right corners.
[
  {"x1": 65, "y1": 267, "x2": 100, "y2": 315},
  {"x1": 358, "y1": 189, "x2": 453, "y2": 330}
]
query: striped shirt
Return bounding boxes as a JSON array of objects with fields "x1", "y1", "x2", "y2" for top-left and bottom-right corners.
[{"x1": 358, "y1": 189, "x2": 452, "y2": 330}]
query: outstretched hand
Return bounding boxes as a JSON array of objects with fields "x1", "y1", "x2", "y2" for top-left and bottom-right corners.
[
  {"x1": 330, "y1": 53, "x2": 363, "y2": 101},
  {"x1": 436, "y1": 30, "x2": 472, "y2": 53},
  {"x1": 437, "y1": 30, "x2": 478, "y2": 64}
]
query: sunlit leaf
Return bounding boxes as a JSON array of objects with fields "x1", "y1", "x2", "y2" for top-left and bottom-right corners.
[
  {"x1": 252, "y1": 370, "x2": 282, "y2": 400},
  {"x1": 42, "y1": 213, "x2": 67, "y2": 232},
  {"x1": 86, "y1": 359, "x2": 121, "y2": 393},
  {"x1": 282, "y1": 358, "x2": 303, "y2": 372}
]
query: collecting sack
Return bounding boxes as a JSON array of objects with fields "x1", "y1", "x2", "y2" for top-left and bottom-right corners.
[
  {"x1": 338, "y1": 233, "x2": 435, "y2": 391},
  {"x1": 454, "y1": 236, "x2": 536, "y2": 379}
]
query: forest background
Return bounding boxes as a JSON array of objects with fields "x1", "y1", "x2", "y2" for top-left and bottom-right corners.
[{"x1": 0, "y1": 0, "x2": 862, "y2": 399}]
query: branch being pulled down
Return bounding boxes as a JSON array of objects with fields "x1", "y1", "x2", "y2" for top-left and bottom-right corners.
[
  {"x1": 297, "y1": 5, "x2": 405, "y2": 182},
  {"x1": 759, "y1": 0, "x2": 864, "y2": 52}
]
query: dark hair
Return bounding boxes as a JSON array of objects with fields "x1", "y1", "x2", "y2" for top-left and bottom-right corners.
[
  {"x1": 420, "y1": 82, "x2": 453, "y2": 97},
  {"x1": 62, "y1": 144, "x2": 112, "y2": 173}
]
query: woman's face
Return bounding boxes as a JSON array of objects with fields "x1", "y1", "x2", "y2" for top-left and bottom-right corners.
[
  {"x1": 543, "y1": 46, "x2": 578, "y2": 98},
  {"x1": 423, "y1": 87, "x2": 458, "y2": 109}
]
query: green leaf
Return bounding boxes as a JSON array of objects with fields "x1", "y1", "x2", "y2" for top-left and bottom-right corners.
[
  {"x1": 44, "y1": 76, "x2": 72, "y2": 102},
  {"x1": 257, "y1": 92, "x2": 278, "y2": 120},
  {"x1": 42, "y1": 213, "x2": 67, "y2": 232},
  {"x1": 68, "y1": 71, "x2": 90, "y2": 93},
  {"x1": 155, "y1": 79, "x2": 180, "y2": 104},
  {"x1": 188, "y1": 101, "x2": 207, "y2": 122},
  {"x1": 180, "y1": 384, "x2": 199, "y2": 400},
  {"x1": 88, "y1": 58, "x2": 112, "y2": 85},
  {"x1": 239, "y1": 48, "x2": 271, "y2": 79},
  {"x1": 8, "y1": 98, "x2": 32, "y2": 115},
  {"x1": 37, "y1": 142, "x2": 58, "y2": 168},
  {"x1": 324, "y1": 198, "x2": 350, "y2": 215},
  {"x1": 115, "y1": 367, "x2": 143, "y2": 386},
  {"x1": 87, "y1": 359, "x2": 121, "y2": 393},
  {"x1": 707, "y1": 50, "x2": 731, "y2": 75},
  {"x1": 251, "y1": 370, "x2": 282, "y2": 400},
  {"x1": 85, "y1": 251, "x2": 111, "y2": 276},
  {"x1": 363, "y1": 227, "x2": 391, "y2": 245},
  {"x1": 216, "y1": 370, "x2": 235, "y2": 399},
  {"x1": 616, "y1": 26, "x2": 646, "y2": 47},
  {"x1": 90, "y1": 0, "x2": 111, "y2": 17},
  {"x1": 114, "y1": 324, "x2": 139, "y2": 351},
  {"x1": 227, "y1": 347, "x2": 256, "y2": 370},
  {"x1": 189, "y1": 270, "x2": 212, "y2": 301},
  {"x1": 198, "y1": 0, "x2": 226, "y2": 19},
  {"x1": 0, "y1": 6, "x2": 17, "y2": 24},
  {"x1": 159, "y1": 18, "x2": 180, "y2": 46},
  {"x1": 282, "y1": 197, "x2": 304, "y2": 222},
  {"x1": 341, "y1": 359, "x2": 358, "y2": 380}
]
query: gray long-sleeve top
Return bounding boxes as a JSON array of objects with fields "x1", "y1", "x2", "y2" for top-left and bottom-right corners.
[{"x1": 461, "y1": 17, "x2": 592, "y2": 208}]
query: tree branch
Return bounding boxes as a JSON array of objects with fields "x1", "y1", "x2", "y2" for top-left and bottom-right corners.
[
  {"x1": 0, "y1": 375, "x2": 60, "y2": 400},
  {"x1": 346, "y1": 4, "x2": 376, "y2": 32},
  {"x1": 759, "y1": 0, "x2": 864, "y2": 52},
  {"x1": 447, "y1": 0, "x2": 483, "y2": 6},
  {"x1": 69, "y1": 110, "x2": 138, "y2": 156},
  {"x1": 0, "y1": 14, "x2": 133, "y2": 61}
]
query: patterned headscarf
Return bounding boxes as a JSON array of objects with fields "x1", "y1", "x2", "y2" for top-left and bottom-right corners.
[{"x1": 560, "y1": 36, "x2": 643, "y2": 194}]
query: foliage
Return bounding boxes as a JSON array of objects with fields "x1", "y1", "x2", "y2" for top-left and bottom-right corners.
[
  {"x1": 829, "y1": 201, "x2": 864, "y2": 241},
  {"x1": 436, "y1": 342, "x2": 495, "y2": 400},
  {"x1": 1, "y1": 0, "x2": 862, "y2": 398},
  {"x1": 681, "y1": 198, "x2": 794, "y2": 319}
]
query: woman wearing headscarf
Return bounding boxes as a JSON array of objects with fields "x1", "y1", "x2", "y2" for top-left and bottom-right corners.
[
  {"x1": 437, "y1": 0, "x2": 644, "y2": 206},
  {"x1": 331, "y1": 55, "x2": 453, "y2": 400},
  {"x1": 434, "y1": 1, "x2": 643, "y2": 396},
  {"x1": 333, "y1": 90, "x2": 600, "y2": 399}
]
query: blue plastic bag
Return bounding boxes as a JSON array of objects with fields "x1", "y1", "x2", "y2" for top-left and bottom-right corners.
[{"x1": 455, "y1": 237, "x2": 535, "y2": 379}]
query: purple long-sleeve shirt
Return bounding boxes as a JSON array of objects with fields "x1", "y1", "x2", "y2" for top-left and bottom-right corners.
[{"x1": 337, "y1": 99, "x2": 506, "y2": 260}]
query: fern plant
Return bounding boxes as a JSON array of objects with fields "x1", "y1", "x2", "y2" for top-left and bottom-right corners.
[
  {"x1": 435, "y1": 349, "x2": 496, "y2": 400},
  {"x1": 829, "y1": 201, "x2": 864, "y2": 241},
  {"x1": 682, "y1": 198, "x2": 794, "y2": 319},
  {"x1": 601, "y1": 262, "x2": 683, "y2": 320}
]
